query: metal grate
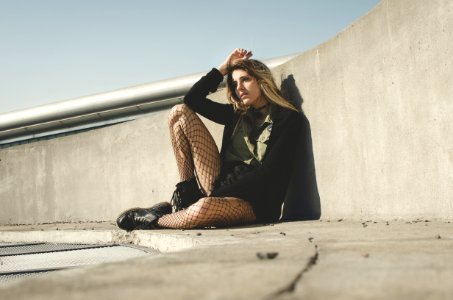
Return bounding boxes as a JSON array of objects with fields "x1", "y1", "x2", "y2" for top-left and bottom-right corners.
[
  {"x1": 0, "y1": 242, "x2": 155, "y2": 286},
  {"x1": 0, "y1": 243, "x2": 111, "y2": 256},
  {"x1": 0, "y1": 242, "x2": 42, "y2": 247},
  {"x1": 0, "y1": 270, "x2": 52, "y2": 285}
]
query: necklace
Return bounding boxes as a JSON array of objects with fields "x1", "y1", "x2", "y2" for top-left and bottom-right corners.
[
  {"x1": 256, "y1": 103, "x2": 269, "y2": 111},
  {"x1": 248, "y1": 103, "x2": 270, "y2": 126}
]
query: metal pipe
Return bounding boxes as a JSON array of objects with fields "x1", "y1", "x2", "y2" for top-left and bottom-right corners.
[{"x1": 0, "y1": 54, "x2": 299, "y2": 142}]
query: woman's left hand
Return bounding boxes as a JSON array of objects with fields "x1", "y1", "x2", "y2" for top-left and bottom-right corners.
[{"x1": 218, "y1": 48, "x2": 253, "y2": 76}]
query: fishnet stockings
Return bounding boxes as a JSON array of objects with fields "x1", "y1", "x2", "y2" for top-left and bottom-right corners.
[
  {"x1": 168, "y1": 104, "x2": 220, "y2": 194},
  {"x1": 157, "y1": 197, "x2": 256, "y2": 229},
  {"x1": 159, "y1": 104, "x2": 256, "y2": 229}
]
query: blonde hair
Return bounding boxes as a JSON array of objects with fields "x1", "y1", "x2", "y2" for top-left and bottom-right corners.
[{"x1": 226, "y1": 59, "x2": 299, "y2": 114}]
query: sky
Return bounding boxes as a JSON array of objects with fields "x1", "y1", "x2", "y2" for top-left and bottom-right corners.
[{"x1": 0, "y1": 0, "x2": 379, "y2": 114}]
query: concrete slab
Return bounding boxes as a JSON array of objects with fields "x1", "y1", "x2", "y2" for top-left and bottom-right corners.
[{"x1": 0, "y1": 220, "x2": 451, "y2": 299}]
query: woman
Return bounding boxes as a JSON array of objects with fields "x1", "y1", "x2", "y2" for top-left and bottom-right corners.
[{"x1": 117, "y1": 48, "x2": 301, "y2": 230}]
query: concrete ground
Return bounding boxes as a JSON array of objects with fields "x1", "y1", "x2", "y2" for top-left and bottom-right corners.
[{"x1": 0, "y1": 219, "x2": 452, "y2": 300}]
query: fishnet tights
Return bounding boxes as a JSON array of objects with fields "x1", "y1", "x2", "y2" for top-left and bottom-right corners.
[
  {"x1": 158, "y1": 197, "x2": 256, "y2": 229},
  {"x1": 167, "y1": 104, "x2": 220, "y2": 195},
  {"x1": 157, "y1": 104, "x2": 256, "y2": 229}
]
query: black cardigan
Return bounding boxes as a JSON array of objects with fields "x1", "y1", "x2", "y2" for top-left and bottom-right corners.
[{"x1": 184, "y1": 68, "x2": 302, "y2": 222}]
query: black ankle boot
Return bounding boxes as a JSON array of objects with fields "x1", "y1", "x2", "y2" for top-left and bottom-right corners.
[
  {"x1": 116, "y1": 202, "x2": 172, "y2": 231},
  {"x1": 171, "y1": 177, "x2": 204, "y2": 212}
]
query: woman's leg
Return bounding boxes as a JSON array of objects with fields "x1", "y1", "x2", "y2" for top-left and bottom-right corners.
[
  {"x1": 168, "y1": 104, "x2": 220, "y2": 194},
  {"x1": 157, "y1": 197, "x2": 256, "y2": 229},
  {"x1": 162, "y1": 104, "x2": 256, "y2": 229}
]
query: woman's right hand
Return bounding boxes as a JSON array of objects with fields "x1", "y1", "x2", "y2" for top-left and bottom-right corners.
[{"x1": 218, "y1": 48, "x2": 253, "y2": 76}]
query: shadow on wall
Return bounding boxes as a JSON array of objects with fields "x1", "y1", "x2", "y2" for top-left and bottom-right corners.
[{"x1": 280, "y1": 75, "x2": 321, "y2": 221}]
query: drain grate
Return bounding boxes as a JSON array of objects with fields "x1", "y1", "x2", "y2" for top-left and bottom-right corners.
[
  {"x1": 0, "y1": 242, "x2": 42, "y2": 247},
  {"x1": 0, "y1": 243, "x2": 111, "y2": 257},
  {"x1": 0, "y1": 242, "x2": 154, "y2": 286},
  {"x1": 0, "y1": 270, "x2": 53, "y2": 286}
]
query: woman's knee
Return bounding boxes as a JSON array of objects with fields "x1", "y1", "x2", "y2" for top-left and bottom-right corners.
[
  {"x1": 186, "y1": 197, "x2": 218, "y2": 218},
  {"x1": 168, "y1": 104, "x2": 193, "y2": 125},
  {"x1": 168, "y1": 104, "x2": 184, "y2": 125}
]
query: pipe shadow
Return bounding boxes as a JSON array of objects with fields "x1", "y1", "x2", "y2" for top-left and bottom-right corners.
[{"x1": 280, "y1": 75, "x2": 321, "y2": 221}]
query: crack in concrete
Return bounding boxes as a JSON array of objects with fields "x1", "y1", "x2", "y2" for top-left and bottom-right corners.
[{"x1": 268, "y1": 244, "x2": 319, "y2": 298}]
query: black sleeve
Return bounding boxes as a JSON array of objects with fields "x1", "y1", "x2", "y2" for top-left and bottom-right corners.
[
  {"x1": 183, "y1": 68, "x2": 235, "y2": 125},
  {"x1": 211, "y1": 111, "x2": 302, "y2": 207}
]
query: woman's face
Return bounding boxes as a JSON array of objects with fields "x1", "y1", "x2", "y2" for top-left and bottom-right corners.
[{"x1": 232, "y1": 69, "x2": 267, "y2": 108}]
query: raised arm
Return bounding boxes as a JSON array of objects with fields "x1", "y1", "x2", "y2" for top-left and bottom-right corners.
[
  {"x1": 217, "y1": 48, "x2": 253, "y2": 76},
  {"x1": 183, "y1": 48, "x2": 253, "y2": 125}
]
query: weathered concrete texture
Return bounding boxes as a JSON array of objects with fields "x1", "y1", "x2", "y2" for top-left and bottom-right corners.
[
  {"x1": 270, "y1": 0, "x2": 453, "y2": 220},
  {"x1": 0, "y1": 110, "x2": 223, "y2": 224},
  {"x1": 1, "y1": 0, "x2": 452, "y2": 224},
  {"x1": 281, "y1": 222, "x2": 453, "y2": 300},
  {"x1": 0, "y1": 221, "x2": 452, "y2": 299}
]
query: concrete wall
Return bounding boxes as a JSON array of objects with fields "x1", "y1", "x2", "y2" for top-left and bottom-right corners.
[
  {"x1": 0, "y1": 111, "x2": 223, "y2": 224},
  {"x1": 1, "y1": 0, "x2": 452, "y2": 224},
  {"x1": 273, "y1": 0, "x2": 452, "y2": 220}
]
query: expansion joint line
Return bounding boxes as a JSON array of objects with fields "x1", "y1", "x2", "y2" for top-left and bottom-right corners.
[{"x1": 268, "y1": 244, "x2": 319, "y2": 298}]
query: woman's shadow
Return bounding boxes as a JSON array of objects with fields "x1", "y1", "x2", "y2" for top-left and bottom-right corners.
[{"x1": 280, "y1": 75, "x2": 321, "y2": 221}]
